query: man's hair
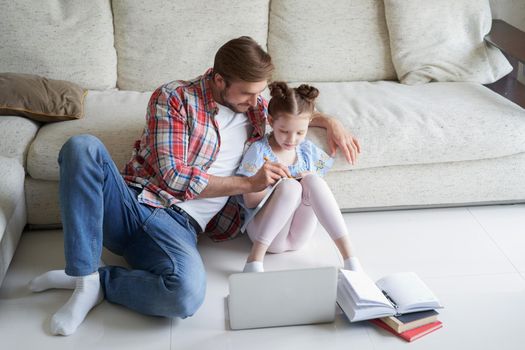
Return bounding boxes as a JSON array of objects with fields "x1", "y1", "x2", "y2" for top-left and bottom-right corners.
[
  {"x1": 213, "y1": 36, "x2": 274, "y2": 84},
  {"x1": 268, "y1": 81, "x2": 319, "y2": 119}
]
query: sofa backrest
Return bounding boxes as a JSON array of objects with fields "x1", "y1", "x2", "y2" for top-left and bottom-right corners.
[
  {"x1": 112, "y1": 0, "x2": 271, "y2": 91},
  {"x1": 0, "y1": 0, "x2": 395, "y2": 91},
  {"x1": 0, "y1": 0, "x2": 117, "y2": 90},
  {"x1": 268, "y1": 0, "x2": 396, "y2": 82}
]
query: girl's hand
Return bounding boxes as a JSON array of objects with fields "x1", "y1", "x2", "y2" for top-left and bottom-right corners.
[{"x1": 248, "y1": 161, "x2": 290, "y2": 192}]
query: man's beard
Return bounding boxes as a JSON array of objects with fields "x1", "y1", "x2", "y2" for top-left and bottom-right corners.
[{"x1": 219, "y1": 89, "x2": 247, "y2": 113}]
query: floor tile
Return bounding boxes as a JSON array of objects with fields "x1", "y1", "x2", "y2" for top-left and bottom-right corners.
[
  {"x1": 1, "y1": 205, "x2": 523, "y2": 349},
  {"x1": 341, "y1": 207, "x2": 515, "y2": 279},
  {"x1": 0, "y1": 230, "x2": 128, "y2": 302},
  {"x1": 0, "y1": 231, "x2": 172, "y2": 348},
  {"x1": 171, "y1": 318, "x2": 373, "y2": 350},
  {"x1": 0, "y1": 298, "x2": 171, "y2": 349},
  {"x1": 169, "y1": 230, "x2": 365, "y2": 350},
  {"x1": 468, "y1": 204, "x2": 525, "y2": 272},
  {"x1": 0, "y1": 230, "x2": 67, "y2": 302},
  {"x1": 367, "y1": 273, "x2": 525, "y2": 350}
]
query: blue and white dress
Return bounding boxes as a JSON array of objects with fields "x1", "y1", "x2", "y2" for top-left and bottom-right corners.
[{"x1": 235, "y1": 134, "x2": 334, "y2": 224}]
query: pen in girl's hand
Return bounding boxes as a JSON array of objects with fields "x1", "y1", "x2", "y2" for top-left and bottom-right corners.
[{"x1": 263, "y1": 156, "x2": 293, "y2": 178}]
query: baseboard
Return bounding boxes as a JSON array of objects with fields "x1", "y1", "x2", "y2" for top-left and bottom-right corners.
[{"x1": 340, "y1": 200, "x2": 525, "y2": 213}]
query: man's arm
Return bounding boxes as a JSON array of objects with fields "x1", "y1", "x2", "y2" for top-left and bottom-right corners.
[
  {"x1": 145, "y1": 87, "x2": 211, "y2": 200},
  {"x1": 147, "y1": 86, "x2": 289, "y2": 200},
  {"x1": 309, "y1": 112, "x2": 361, "y2": 165}
]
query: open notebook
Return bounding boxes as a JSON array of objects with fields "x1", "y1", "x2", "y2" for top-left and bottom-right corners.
[{"x1": 337, "y1": 271, "x2": 443, "y2": 322}]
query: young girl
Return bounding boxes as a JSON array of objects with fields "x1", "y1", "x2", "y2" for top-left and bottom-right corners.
[{"x1": 236, "y1": 81, "x2": 362, "y2": 273}]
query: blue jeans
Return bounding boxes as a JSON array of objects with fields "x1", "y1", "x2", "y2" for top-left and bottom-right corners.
[{"x1": 58, "y1": 134, "x2": 206, "y2": 318}]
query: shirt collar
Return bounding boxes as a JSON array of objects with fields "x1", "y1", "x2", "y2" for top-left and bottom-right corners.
[{"x1": 202, "y1": 68, "x2": 219, "y2": 116}]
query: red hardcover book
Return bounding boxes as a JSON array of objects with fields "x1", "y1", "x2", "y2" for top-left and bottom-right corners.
[{"x1": 370, "y1": 318, "x2": 443, "y2": 342}]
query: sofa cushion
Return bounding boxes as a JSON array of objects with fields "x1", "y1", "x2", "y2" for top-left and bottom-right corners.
[
  {"x1": 0, "y1": 117, "x2": 39, "y2": 167},
  {"x1": 112, "y1": 0, "x2": 271, "y2": 91},
  {"x1": 27, "y1": 83, "x2": 525, "y2": 180},
  {"x1": 301, "y1": 81, "x2": 525, "y2": 172},
  {"x1": 268, "y1": 0, "x2": 397, "y2": 82},
  {"x1": 324, "y1": 151, "x2": 525, "y2": 210},
  {"x1": 27, "y1": 90, "x2": 152, "y2": 181},
  {"x1": 384, "y1": 0, "x2": 512, "y2": 85},
  {"x1": 0, "y1": 73, "x2": 87, "y2": 123},
  {"x1": 25, "y1": 178, "x2": 61, "y2": 226},
  {"x1": 0, "y1": 0, "x2": 117, "y2": 90},
  {"x1": 25, "y1": 152, "x2": 525, "y2": 226}
]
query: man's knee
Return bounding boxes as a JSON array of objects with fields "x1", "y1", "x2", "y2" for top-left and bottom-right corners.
[
  {"x1": 59, "y1": 134, "x2": 103, "y2": 162},
  {"x1": 161, "y1": 262, "x2": 207, "y2": 318}
]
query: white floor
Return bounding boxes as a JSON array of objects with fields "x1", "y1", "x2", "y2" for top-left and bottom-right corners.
[{"x1": 1, "y1": 204, "x2": 525, "y2": 349}]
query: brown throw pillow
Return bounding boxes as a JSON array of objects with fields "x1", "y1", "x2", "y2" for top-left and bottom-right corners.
[{"x1": 0, "y1": 73, "x2": 87, "y2": 122}]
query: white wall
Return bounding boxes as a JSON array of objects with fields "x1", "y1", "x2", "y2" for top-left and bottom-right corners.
[
  {"x1": 490, "y1": 0, "x2": 525, "y2": 31},
  {"x1": 490, "y1": 0, "x2": 525, "y2": 82}
]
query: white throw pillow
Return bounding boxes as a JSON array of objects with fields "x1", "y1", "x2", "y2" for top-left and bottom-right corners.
[{"x1": 384, "y1": 0, "x2": 512, "y2": 85}]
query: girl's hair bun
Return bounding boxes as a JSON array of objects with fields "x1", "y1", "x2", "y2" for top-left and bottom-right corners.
[
  {"x1": 267, "y1": 81, "x2": 319, "y2": 118},
  {"x1": 268, "y1": 81, "x2": 290, "y2": 99},
  {"x1": 295, "y1": 84, "x2": 319, "y2": 102}
]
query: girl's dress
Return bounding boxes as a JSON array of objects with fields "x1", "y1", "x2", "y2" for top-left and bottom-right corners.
[{"x1": 236, "y1": 133, "x2": 334, "y2": 225}]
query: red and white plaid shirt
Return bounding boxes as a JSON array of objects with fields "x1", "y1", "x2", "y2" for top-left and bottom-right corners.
[{"x1": 122, "y1": 69, "x2": 267, "y2": 241}]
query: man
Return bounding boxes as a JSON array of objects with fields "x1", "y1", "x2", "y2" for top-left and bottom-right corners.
[{"x1": 29, "y1": 36, "x2": 360, "y2": 336}]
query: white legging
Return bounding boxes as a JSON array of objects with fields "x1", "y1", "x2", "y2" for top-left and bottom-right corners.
[{"x1": 246, "y1": 174, "x2": 348, "y2": 253}]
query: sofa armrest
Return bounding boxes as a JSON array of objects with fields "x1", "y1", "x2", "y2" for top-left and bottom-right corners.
[
  {"x1": 485, "y1": 20, "x2": 525, "y2": 63},
  {"x1": 0, "y1": 117, "x2": 39, "y2": 167}
]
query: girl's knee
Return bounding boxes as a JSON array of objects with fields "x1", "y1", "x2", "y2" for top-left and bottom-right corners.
[
  {"x1": 274, "y1": 178, "x2": 302, "y2": 198},
  {"x1": 301, "y1": 174, "x2": 327, "y2": 189}
]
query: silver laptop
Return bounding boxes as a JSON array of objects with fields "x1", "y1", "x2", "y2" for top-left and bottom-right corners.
[{"x1": 228, "y1": 266, "x2": 338, "y2": 330}]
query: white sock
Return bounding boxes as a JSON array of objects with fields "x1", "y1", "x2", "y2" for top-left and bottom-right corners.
[
  {"x1": 343, "y1": 257, "x2": 363, "y2": 272},
  {"x1": 243, "y1": 261, "x2": 264, "y2": 273},
  {"x1": 29, "y1": 270, "x2": 76, "y2": 292},
  {"x1": 50, "y1": 272, "x2": 104, "y2": 336},
  {"x1": 29, "y1": 261, "x2": 105, "y2": 293}
]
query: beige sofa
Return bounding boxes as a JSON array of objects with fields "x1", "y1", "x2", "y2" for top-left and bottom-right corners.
[{"x1": 1, "y1": 0, "x2": 525, "y2": 285}]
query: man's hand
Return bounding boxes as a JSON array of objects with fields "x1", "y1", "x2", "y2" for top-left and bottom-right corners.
[
  {"x1": 310, "y1": 113, "x2": 361, "y2": 165},
  {"x1": 326, "y1": 118, "x2": 361, "y2": 165},
  {"x1": 248, "y1": 160, "x2": 291, "y2": 192}
]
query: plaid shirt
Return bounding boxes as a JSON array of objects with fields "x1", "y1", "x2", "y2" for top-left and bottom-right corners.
[{"x1": 122, "y1": 69, "x2": 267, "y2": 241}]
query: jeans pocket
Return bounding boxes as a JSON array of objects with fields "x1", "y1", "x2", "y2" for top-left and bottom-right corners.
[
  {"x1": 142, "y1": 208, "x2": 195, "y2": 244},
  {"x1": 142, "y1": 207, "x2": 162, "y2": 228}
]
